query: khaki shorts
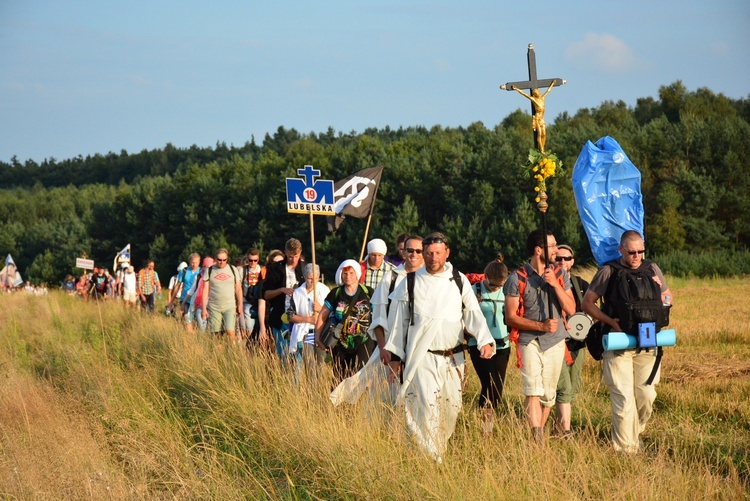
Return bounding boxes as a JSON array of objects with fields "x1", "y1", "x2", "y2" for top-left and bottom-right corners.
[
  {"x1": 208, "y1": 308, "x2": 237, "y2": 334},
  {"x1": 122, "y1": 290, "x2": 137, "y2": 303},
  {"x1": 519, "y1": 339, "x2": 565, "y2": 407}
]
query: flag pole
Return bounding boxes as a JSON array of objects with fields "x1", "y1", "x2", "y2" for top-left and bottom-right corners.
[
  {"x1": 309, "y1": 208, "x2": 317, "y2": 306},
  {"x1": 358, "y1": 212, "x2": 374, "y2": 262},
  {"x1": 358, "y1": 169, "x2": 382, "y2": 262}
]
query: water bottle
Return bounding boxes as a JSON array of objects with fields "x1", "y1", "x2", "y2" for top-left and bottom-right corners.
[{"x1": 662, "y1": 294, "x2": 671, "y2": 306}]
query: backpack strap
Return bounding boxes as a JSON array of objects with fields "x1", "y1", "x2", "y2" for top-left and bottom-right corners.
[
  {"x1": 385, "y1": 269, "x2": 399, "y2": 317},
  {"x1": 602, "y1": 261, "x2": 620, "y2": 307},
  {"x1": 551, "y1": 265, "x2": 574, "y2": 366},
  {"x1": 475, "y1": 281, "x2": 505, "y2": 329},
  {"x1": 450, "y1": 266, "x2": 464, "y2": 297},
  {"x1": 407, "y1": 271, "x2": 416, "y2": 326},
  {"x1": 509, "y1": 265, "x2": 528, "y2": 368},
  {"x1": 645, "y1": 346, "x2": 663, "y2": 385},
  {"x1": 570, "y1": 275, "x2": 585, "y2": 311}
]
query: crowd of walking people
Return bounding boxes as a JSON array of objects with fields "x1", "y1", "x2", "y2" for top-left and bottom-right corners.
[{"x1": 52, "y1": 228, "x2": 671, "y2": 461}]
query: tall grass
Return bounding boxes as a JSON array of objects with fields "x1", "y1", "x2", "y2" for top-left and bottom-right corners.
[{"x1": 0, "y1": 281, "x2": 748, "y2": 499}]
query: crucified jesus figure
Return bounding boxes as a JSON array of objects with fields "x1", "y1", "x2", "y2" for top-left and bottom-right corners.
[{"x1": 511, "y1": 81, "x2": 555, "y2": 153}]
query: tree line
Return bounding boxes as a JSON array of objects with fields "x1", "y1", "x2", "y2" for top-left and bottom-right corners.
[{"x1": 1, "y1": 81, "x2": 748, "y2": 285}]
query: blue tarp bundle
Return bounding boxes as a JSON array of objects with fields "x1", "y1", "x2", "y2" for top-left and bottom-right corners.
[{"x1": 571, "y1": 136, "x2": 644, "y2": 265}]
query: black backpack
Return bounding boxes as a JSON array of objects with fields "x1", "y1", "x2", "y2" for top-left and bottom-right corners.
[
  {"x1": 589, "y1": 260, "x2": 671, "y2": 385},
  {"x1": 602, "y1": 260, "x2": 670, "y2": 338}
]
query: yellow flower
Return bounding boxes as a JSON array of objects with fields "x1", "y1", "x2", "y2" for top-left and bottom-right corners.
[
  {"x1": 534, "y1": 186, "x2": 540, "y2": 192},
  {"x1": 535, "y1": 196, "x2": 541, "y2": 203}
]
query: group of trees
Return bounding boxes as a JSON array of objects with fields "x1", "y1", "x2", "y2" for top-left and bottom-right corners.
[{"x1": 1, "y1": 81, "x2": 748, "y2": 286}]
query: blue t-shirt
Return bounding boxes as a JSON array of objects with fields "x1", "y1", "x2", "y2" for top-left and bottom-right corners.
[
  {"x1": 469, "y1": 281, "x2": 510, "y2": 349},
  {"x1": 179, "y1": 268, "x2": 201, "y2": 302}
]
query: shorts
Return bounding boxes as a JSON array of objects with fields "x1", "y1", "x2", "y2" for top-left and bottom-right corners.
[
  {"x1": 208, "y1": 308, "x2": 237, "y2": 334},
  {"x1": 122, "y1": 290, "x2": 137, "y2": 302},
  {"x1": 519, "y1": 339, "x2": 565, "y2": 407}
]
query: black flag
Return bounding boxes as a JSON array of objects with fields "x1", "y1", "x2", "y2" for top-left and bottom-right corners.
[{"x1": 326, "y1": 165, "x2": 384, "y2": 232}]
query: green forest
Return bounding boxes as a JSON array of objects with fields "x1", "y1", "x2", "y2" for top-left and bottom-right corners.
[{"x1": 2, "y1": 81, "x2": 749, "y2": 285}]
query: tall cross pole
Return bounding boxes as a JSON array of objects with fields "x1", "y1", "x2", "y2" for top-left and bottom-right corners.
[{"x1": 500, "y1": 44, "x2": 566, "y2": 318}]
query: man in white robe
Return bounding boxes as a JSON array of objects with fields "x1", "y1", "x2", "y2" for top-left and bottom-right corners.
[
  {"x1": 330, "y1": 235, "x2": 425, "y2": 406},
  {"x1": 384, "y1": 232, "x2": 495, "y2": 461}
]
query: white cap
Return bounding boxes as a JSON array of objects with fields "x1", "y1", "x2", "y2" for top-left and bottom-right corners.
[
  {"x1": 177, "y1": 261, "x2": 188, "y2": 271},
  {"x1": 367, "y1": 238, "x2": 387, "y2": 256}
]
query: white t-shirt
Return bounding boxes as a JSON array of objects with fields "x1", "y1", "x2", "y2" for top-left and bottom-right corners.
[{"x1": 123, "y1": 272, "x2": 136, "y2": 293}]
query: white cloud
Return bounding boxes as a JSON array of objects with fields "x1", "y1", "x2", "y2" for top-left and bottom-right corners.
[{"x1": 565, "y1": 33, "x2": 641, "y2": 73}]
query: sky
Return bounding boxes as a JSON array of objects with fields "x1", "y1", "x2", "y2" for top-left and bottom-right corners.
[{"x1": 1, "y1": 0, "x2": 748, "y2": 163}]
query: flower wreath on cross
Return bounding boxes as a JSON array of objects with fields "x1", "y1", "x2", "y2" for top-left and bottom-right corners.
[{"x1": 524, "y1": 148, "x2": 562, "y2": 206}]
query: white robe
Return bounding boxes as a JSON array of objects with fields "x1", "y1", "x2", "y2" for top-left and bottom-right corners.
[
  {"x1": 384, "y1": 263, "x2": 495, "y2": 460},
  {"x1": 330, "y1": 265, "x2": 406, "y2": 406}
]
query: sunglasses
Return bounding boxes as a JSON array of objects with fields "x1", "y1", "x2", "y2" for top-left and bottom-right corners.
[
  {"x1": 406, "y1": 248, "x2": 423, "y2": 254},
  {"x1": 625, "y1": 250, "x2": 645, "y2": 256},
  {"x1": 216, "y1": 258, "x2": 227, "y2": 262},
  {"x1": 247, "y1": 258, "x2": 259, "y2": 263},
  {"x1": 487, "y1": 281, "x2": 503, "y2": 289},
  {"x1": 555, "y1": 256, "x2": 573, "y2": 262},
  {"x1": 422, "y1": 237, "x2": 447, "y2": 246}
]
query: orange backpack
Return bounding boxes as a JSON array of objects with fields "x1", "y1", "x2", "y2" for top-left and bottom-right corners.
[{"x1": 508, "y1": 264, "x2": 572, "y2": 368}]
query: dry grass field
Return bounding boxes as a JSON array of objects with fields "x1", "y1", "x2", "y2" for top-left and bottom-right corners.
[{"x1": 0, "y1": 275, "x2": 748, "y2": 499}]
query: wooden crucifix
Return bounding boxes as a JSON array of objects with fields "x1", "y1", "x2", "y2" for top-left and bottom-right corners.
[{"x1": 500, "y1": 43, "x2": 566, "y2": 154}]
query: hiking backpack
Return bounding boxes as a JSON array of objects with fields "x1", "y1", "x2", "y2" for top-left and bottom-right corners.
[
  {"x1": 507, "y1": 264, "x2": 572, "y2": 368},
  {"x1": 601, "y1": 260, "x2": 670, "y2": 339},
  {"x1": 595, "y1": 259, "x2": 671, "y2": 385}
]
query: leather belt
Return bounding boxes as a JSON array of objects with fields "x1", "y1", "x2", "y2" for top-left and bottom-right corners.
[{"x1": 428, "y1": 344, "x2": 468, "y2": 356}]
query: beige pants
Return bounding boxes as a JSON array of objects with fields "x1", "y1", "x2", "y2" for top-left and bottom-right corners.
[{"x1": 602, "y1": 349, "x2": 660, "y2": 453}]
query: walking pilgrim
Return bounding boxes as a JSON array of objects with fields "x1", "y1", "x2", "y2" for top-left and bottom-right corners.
[{"x1": 384, "y1": 233, "x2": 495, "y2": 461}]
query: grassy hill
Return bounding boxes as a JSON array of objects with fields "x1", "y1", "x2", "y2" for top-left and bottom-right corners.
[{"x1": 0, "y1": 276, "x2": 748, "y2": 499}]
